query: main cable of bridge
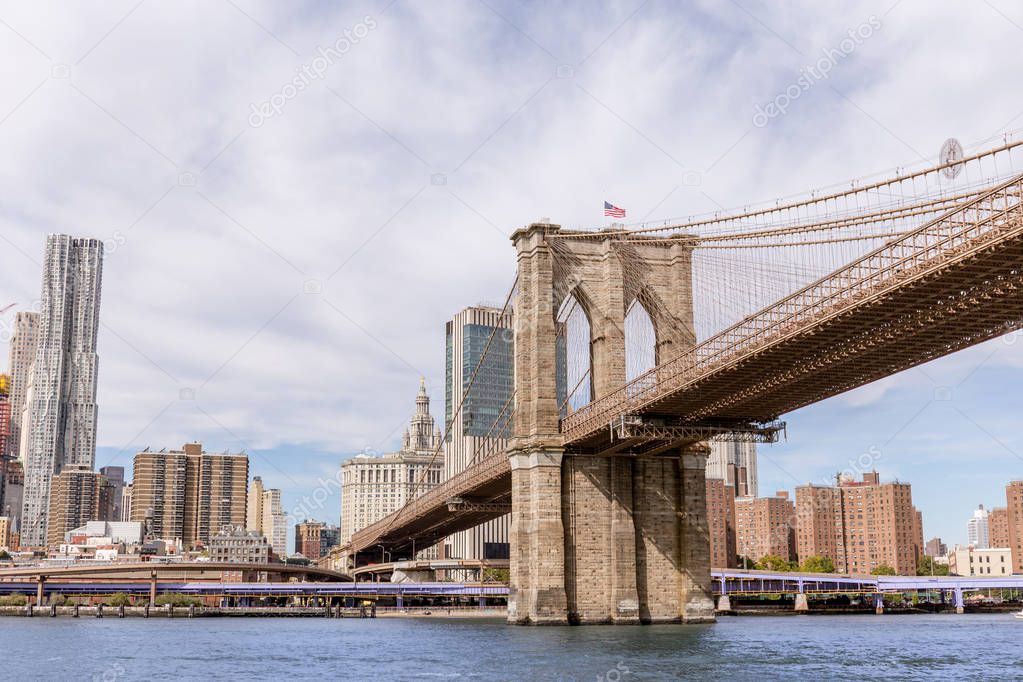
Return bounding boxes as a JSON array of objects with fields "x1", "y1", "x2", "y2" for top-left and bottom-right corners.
[{"x1": 552, "y1": 133, "x2": 1023, "y2": 240}]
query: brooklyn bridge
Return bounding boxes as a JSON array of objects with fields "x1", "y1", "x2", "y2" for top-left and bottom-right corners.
[{"x1": 343, "y1": 138, "x2": 1023, "y2": 625}]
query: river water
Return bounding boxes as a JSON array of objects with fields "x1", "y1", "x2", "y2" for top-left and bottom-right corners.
[{"x1": 2, "y1": 613, "x2": 1021, "y2": 680}]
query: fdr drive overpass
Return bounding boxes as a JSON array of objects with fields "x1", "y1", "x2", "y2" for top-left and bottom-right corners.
[
  {"x1": 0, "y1": 562, "x2": 349, "y2": 605},
  {"x1": 0, "y1": 561, "x2": 501, "y2": 606}
]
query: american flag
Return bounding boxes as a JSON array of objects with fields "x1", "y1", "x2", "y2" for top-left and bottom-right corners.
[{"x1": 604, "y1": 201, "x2": 626, "y2": 218}]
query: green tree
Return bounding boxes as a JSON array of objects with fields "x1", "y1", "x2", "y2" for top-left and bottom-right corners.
[
  {"x1": 916, "y1": 556, "x2": 949, "y2": 576},
  {"x1": 107, "y1": 593, "x2": 132, "y2": 607},
  {"x1": 736, "y1": 555, "x2": 758, "y2": 570},
  {"x1": 483, "y1": 568, "x2": 510, "y2": 583},
  {"x1": 0, "y1": 550, "x2": 11, "y2": 561},
  {"x1": 0, "y1": 593, "x2": 28, "y2": 606},
  {"x1": 800, "y1": 555, "x2": 836, "y2": 573},
  {"x1": 155, "y1": 593, "x2": 200, "y2": 607},
  {"x1": 758, "y1": 555, "x2": 796, "y2": 572},
  {"x1": 871, "y1": 564, "x2": 897, "y2": 576}
]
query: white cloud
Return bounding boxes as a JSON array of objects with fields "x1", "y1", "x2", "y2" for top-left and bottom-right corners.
[{"x1": 2, "y1": 0, "x2": 1023, "y2": 483}]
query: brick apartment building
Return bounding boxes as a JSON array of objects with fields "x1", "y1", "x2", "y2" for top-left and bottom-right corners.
[
  {"x1": 1006, "y1": 481, "x2": 1023, "y2": 573},
  {"x1": 989, "y1": 506, "x2": 1010, "y2": 549},
  {"x1": 795, "y1": 472, "x2": 922, "y2": 575},
  {"x1": 706, "y1": 478, "x2": 736, "y2": 568},
  {"x1": 734, "y1": 491, "x2": 796, "y2": 563},
  {"x1": 130, "y1": 442, "x2": 248, "y2": 548},
  {"x1": 45, "y1": 465, "x2": 112, "y2": 548}
]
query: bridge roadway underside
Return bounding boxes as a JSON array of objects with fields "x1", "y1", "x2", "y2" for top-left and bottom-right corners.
[{"x1": 352, "y1": 464, "x2": 512, "y2": 565}]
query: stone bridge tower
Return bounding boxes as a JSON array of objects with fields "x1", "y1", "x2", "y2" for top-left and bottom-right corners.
[{"x1": 508, "y1": 222, "x2": 715, "y2": 625}]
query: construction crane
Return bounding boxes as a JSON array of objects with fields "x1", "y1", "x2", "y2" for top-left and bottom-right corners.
[{"x1": 0, "y1": 302, "x2": 15, "y2": 315}]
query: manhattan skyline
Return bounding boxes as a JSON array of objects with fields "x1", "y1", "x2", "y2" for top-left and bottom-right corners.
[{"x1": 1, "y1": 1, "x2": 1022, "y2": 550}]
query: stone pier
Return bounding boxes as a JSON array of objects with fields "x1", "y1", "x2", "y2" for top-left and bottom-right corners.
[{"x1": 509, "y1": 447, "x2": 714, "y2": 625}]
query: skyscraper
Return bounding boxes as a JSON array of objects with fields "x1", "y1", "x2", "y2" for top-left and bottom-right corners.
[
  {"x1": 246, "y1": 476, "x2": 265, "y2": 531},
  {"x1": 22, "y1": 235, "x2": 104, "y2": 547},
  {"x1": 98, "y1": 466, "x2": 125, "y2": 521},
  {"x1": 6, "y1": 311, "x2": 39, "y2": 459},
  {"x1": 444, "y1": 306, "x2": 513, "y2": 560},
  {"x1": 706, "y1": 441, "x2": 758, "y2": 498},
  {"x1": 261, "y1": 488, "x2": 287, "y2": 558},
  {"x1": 246, "y1": 476, "x2": 287, "y2": 557},
  {"x1": 967, "y1": 504, "x2": 990, "y2": 549},
  {"x1": 120, "y1": 483, "x2": 133, "y2": 523},
  {"x1": 0, "y1": 376, "x2": 10, "y2": 458}
]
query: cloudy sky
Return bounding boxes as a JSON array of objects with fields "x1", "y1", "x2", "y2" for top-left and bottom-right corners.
[{"x1": 2, "y1": 0, "x2": 1023, "y2": 550}]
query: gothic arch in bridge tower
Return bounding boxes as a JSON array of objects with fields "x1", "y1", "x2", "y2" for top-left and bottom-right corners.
[
  {"x1": 624, "y1": 297, "x2": 656, "y2": 382},
  {"x1": 555, "y1": 292, "x2": 593, "y2": 416}
]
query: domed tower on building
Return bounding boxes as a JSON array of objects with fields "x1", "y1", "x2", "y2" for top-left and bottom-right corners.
[
  {"x1": 340, "y1": 378, "x2": 445, "y2": 556},
  {"x1": 402, "y1": 378, "x2": 442, "y2": 455}
]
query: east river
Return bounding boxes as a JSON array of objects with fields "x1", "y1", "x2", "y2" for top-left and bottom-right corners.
[{"x1": 2, "y1": 613, "x2": 1021, "y2": 680}]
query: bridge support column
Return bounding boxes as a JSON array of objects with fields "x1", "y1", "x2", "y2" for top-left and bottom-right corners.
[
  {"x1": 716, "y1": 595, "x2": 732, "y2": 612},
  {"x1": 874, "y1": 594, "x2": 884, "y2": 615},
  {"x1": 508, "y1": 448, "x2": 568, "y2": 625},
  {"x1": 794, "y1": 593, "x2": 809, "y2": 612},
  {"x1": 954, "y1": 588, "x2": 964, "y2": 615},
  {"x1": 678, "y1": 447, "x2": 715, "y2": 623},
  {"x1": 609, "y1": 458, "x2": 640, "y2": 623},
  {"x1": 561, "y1": 446, "x2": 714, "y2": 625},
  {"x1": 35, "y1": 577, "x2": 44, "y2": 606},
  {"x1": 562, "y1": 456, "x2": 640, "y2": 624},
  {"x1": 150, "y1": 572, "x2": 157, "y2": 606}
]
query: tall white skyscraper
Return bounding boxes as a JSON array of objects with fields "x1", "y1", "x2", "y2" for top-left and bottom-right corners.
[
  {"x1": 444, "y1": 306, "x2": 513, "y2": 560},
  {"x1": 967, "y1": 504, "x2": 990, "y2": 549},
  {"x1": 706, "y1": 440, "x2": 758, "y2": 498},
  {"x1": 262, "y1": 488, "x2": 288, "y2": 558},
  {"x1": 21, "y1": 235, "x2": 104, "y2": 547},
  {"x1": 5, "y1": 311, "x2": 40, "y2": 459},
  {"x1": 246, "y1": 476, "x2": 288, "y2": 558}
]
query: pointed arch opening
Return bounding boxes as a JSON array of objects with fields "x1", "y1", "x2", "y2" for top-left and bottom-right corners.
[
  {"x1": 625, "y1": 298, "x2": 656, "y2": 382},
  {"x1": 556, "y1": 293, "x2": 592, "y2": 418}
]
